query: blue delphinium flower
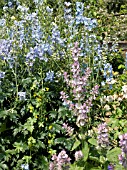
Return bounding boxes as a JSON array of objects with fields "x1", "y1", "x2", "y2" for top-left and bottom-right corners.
[
  {"x1": 46, "y1": 6, "x2": 53, "y2": 13},
  {"x1": 103, "y1": 63, "x2": 113, "y2": 82},
  {"x1": 0, "y1": 72, "x2": 5, "y2": 79},
  {"x1": 76, "y1": 2, "x2": 84, "y2": 14},
  {"x1": 18, "y1": 92, "x2": 26, "y2": 100},
  {"x1": 52, "y1": 25, "x2": 64, "y2": 46},
  {"x1": 111, "y1": 43, "x2": 118, "y2": 52},
  {"x1": 26, "y1": 44, "x2": 49, "y2": 66},
  {"x1": 33, "y1": 0, "x2": 43, "y2": 6},
  {"x1": 8, "y1": 1, "x2": 13, "y2": 7},
  {"x1": 0, "y1": 19, "x2": 6, "y2": 26},
  {"x1": 17, "y1": 4, "x2": 29, "y2": 13},
  {"x1": 21, "y1": 164, "x2": 29, "y2": 170},
  {"x1": 64, "y1": 8, "x2": 73, "y2": 23},
  {"x1": 0, "y1": 39, "x2": 15, "y2": 68},
  {"x1": 75, "y1": 2, "x2": 84, "y2": 25},
  {"x1": 64, "y1": 2, "x2": 74, "y2": 28},
  {"x1": 45, "y1": 71, "x2": 54, "y2": 82},
  {"x1": 75, "y1": 2, "x2": 97, "y2": 30}
]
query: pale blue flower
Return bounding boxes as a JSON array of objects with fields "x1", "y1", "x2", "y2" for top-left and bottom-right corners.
[
  {"x1": 45, "y1": 71, "x2": 54, "y2": 82},
  {"x1": 8, "y1": 2, "x2": 13, "y2": 7},
  {"x1": 18, "y1": 92, "x2": 26, "y2": 100},
  {"x1": 0, "y1": 72, "x2": 5, "y2": 79},
  {"x1": 21, "y1": 164, "x2": 29, "y2": 170},
  {"x1": 46, "y1": 6, "x2": 53, "y2": 13},
  {"x1": 33, "y1": 0, "x2": 43, "y2": 5},
  {"x1": 0, "y1": 19, "x2": 6, "y2": 26}
]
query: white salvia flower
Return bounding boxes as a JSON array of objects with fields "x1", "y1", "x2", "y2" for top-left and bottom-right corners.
[
  {"x1": 106, "y1": 95, "x2": 114, "y2": 102},
  {"x1": 64, "y1": 2, "x2": 71, "y2": 7},
  {"x1": 75, "y1": 150, "x2": 83, "y2": 161},
  {"x1": 122, "y1": 85, "x2": 127, "y2": 99},
  {"x1": 122, "y1": 85, "x2": 127, "y2": 93}
]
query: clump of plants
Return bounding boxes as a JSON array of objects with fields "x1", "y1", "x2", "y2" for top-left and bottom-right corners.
[{"x1": 0, "y1": 0, "x2": 127, "y2": 170}]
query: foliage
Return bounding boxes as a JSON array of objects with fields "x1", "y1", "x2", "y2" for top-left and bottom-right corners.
[{"x1": 0, "y1": 0, "x2": 127, "y2": 170}]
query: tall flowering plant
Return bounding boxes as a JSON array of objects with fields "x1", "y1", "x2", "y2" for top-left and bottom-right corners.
[
  {"x1": 59, "y1": 42, "x2": 100, "y2": 169},
  {"x1": 118, "y1": 133, "x2": 127, "y2": 169},
  {"x1": 60, "y1": 42, "x2": 99, "y2": 127}
]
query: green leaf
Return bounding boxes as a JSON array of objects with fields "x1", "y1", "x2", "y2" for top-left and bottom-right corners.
[
  {"x1": 13, "y1": 142, "x2": 28, "y2": 153},
  {"x1": 55, "y1": 137, "x2": 66, "y2": 144},
  {"x1": 49, "y1": 111, "x2": 57, "y2": 119},
  {"x1": 37, "y1": 140, "x2": 45, "y2": 149},
  {"x1": 28, "y1": 136, "x2": 36, "y2": 146},
  {"x1": 71, "y1": 139, "x2": 81, "y2": 151},
  {"x1": 22, "y1": 78, "x2": 32, "y2": 86},
  {"x1": 0, "y1": 153, "x2": 4, "y2": 161},
  {"x1": 52, "y1": 123, "x2": 62, "y2": 133},
  {"x1": 115, "y1": 164, "x2": 124, "y2": 170},
  {"x1": 107, "y1": 147, "x2": 121, "y2": 163},
  {"x1": 0, "y1": 111, "x2": 8, "y2": 119},
  {"x1": 82, "y1": 142, "x2": 89, "y2": 161},
  {"x1": 39, "y1": 156, "x2": 49, "y2": 170},
  {"x1": 70, "y1": 164, "x2": 84, "y2": 170},
  {"x1": 90, "y1": 168, "x2": 102, "y2": 170},
  {"x1": 58, "y1": 106, "x2": 69, "y2": 119},
  {"x1": 0, "y1": 163, "x2": 8, "y2": 169},
  {"x1": 99, "y1": 155, "x2": 106, "y2": 164},
  {"x1": 118, "y1": 64, "x2": 125, "y2": 69},
  {"x1": 0, "y1": 122, "x2": 7, "y2": 133},
  {"x1": 88, "y1": 138, "x2": 97, "y2": 146}
]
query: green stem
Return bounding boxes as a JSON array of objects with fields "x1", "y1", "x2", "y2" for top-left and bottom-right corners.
[{"x1": 12, "y1": 59, "x2": 18, "y2": 101}]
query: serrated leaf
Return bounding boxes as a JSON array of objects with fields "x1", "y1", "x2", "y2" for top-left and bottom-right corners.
[
  {"x1": 49, "y1": 111, "x2": 57, "y2": 119},
  {"x1": 52, "y1": 123, "x2": 62, "y2": 133}
]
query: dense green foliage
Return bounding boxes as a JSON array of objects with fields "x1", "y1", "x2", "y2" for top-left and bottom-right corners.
[{"x1": 0, "y1": 0, "x2": 127, "y2": 170}]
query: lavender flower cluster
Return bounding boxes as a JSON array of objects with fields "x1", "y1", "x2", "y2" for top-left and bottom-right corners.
[
  {"x1": 118, "y1": 133, "x2": 127, "y2": 168},
  {"x1": 107, "y1": 164, "x2": 114, "y2": 170},
  {"x1": 62, "y1": 123, "x2": 74, "y2": 136},
  {"x1": 60, "y1": 42, "x2": 99, "y2": 127},
  {"x1": 75, "y1": 150, "x2": 83, "y2": 161},
  {"x1": 49, "y1": 150, "x2": 71, "y2": 170},
  {"x1": 97, "y1": 122, "x2": 109, "y2": 149}
]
